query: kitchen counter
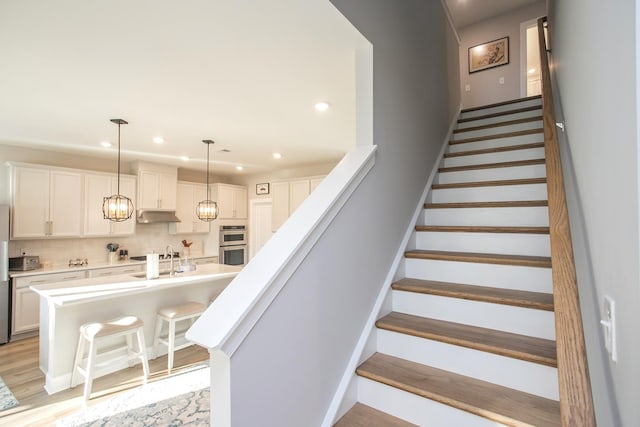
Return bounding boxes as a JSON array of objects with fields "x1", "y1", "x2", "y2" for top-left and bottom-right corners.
[{"x1": 31, "y1": 262, "x2": 241, "y2": 394}]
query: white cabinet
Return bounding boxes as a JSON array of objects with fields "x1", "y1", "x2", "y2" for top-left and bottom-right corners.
[
  {"x1": 11, "y1": 166, "x2": 83, "y2": 238},
  {"x1": 134, "y1": 162, "x2": 177, "y2": 210},
  {"x1": 88, "y1": 264, "x2": 143, "y2": 278},
  {"x1": 194, "y1": 256, "x2": 218, "y2": 265},
  {"x1": 12, "y1": 270, "x2": 86, "y2": 336},
  {"x1": 84, "y1": 173, "x2": 136, "y2": 237},
  {"x1": 270, "y1": 176, "x2": 325, "y2": 232},
  {"x1": 170, "y1": 182, "x2": 210, "y2": 234},
  {"x1": 212, "y1": 184, "x2": 247, "y2": 219}
]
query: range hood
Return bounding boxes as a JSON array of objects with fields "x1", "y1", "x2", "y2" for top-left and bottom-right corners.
[{"x1": 136, "y1": 210, "x2": 182, "y2": 224}]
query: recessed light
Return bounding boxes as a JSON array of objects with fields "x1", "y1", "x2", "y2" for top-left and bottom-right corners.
[
  {"x1": 180, "y1": 156, "x2": 189, "y2": 162},
  {"x1": 236, "y1": 165, "x2": 244, "y2": 171},
  {"x1": 314, "y1": 101, "x2": 330, "y2": 112},
  {"x1": 273, "y1": 153, "x2": 282, "y2": 159},
  {"x1": 100, "y1": 141, "x2": 112, "y2": 148},
  {"x1": 153, "y1": 137, "x2": 165, "y2": 144}
]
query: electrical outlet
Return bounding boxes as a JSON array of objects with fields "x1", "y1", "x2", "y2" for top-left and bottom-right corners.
[
  {"x1": 499, "y1": 77, "x2": 505, "y2": 85},
  {"x1": 600, "y1": 295, "x2": 617, "y2": 362},
  {"x1": 465, "y1": 84, "x2": 471, "y2": 92},
  {"x1": 20, "y1": 248, "x2": 28, "y2": 256}
]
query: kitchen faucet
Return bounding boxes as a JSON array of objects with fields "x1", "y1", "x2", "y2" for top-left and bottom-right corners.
[{"x1": 165, "y1": 245, "x2": 175, "y2": 276}]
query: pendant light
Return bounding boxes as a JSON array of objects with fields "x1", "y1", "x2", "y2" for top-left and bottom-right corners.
[
  {"x1": 196, "y1": 139, "x2": 219, "y2": 221},
  {"x1": 102, "y1": 119, "x2": 134, "y2": 222}
]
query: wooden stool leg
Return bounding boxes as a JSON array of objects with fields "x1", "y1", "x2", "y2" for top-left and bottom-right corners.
[
  {"x1": 70, "y1": 332, "x2": 85, "y2": 388},
  {"x1": 83, "y1": 338, "x2": 98, "y2": 401},
  {"x1": 167, "y1": 319, "x2": 176, "y2": 373},
  {"x1": 152, "y1": 316, "x2": 163, "y2": 359},
  {"x1": 136, "y1": 327, "x2": 150, "y2": 384}
]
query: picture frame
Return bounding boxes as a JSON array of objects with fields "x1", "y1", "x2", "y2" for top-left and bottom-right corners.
[
  {"x1": 256, "y1": 182, "x2": 269, "y2": 195},
  {"x1": 468, "y1": 36, "x2": 509, "y2": 73}
]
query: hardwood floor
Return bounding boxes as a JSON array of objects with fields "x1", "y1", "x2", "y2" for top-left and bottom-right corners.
[{"x1": 0, "y1": 336, "x2": 209, "y2": 426}]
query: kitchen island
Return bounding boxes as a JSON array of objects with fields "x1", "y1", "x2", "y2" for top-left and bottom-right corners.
[{"x1": 31, "y1": 263, "x2": 241, "y2": 394}]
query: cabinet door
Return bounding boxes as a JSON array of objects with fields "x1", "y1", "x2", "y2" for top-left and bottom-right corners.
[
  {"x1": 12, "y1": 167, "x2": 50, "y2": 238},
  {"x1": 289, "y1": 180, "x2": 310, "y2": 214},
  {"x1": 138, "y1": 170, "x2": 160, "y2": 209},
  {"x1": 159, "y1": 171, "x2": 177, "y2": 210},
  {"x1": 84, "y1": 173, "x2": 112, "y2": 236},
  {"x1": 271, "y1": 181, "x2": 290, "y2": 231},
  {"x1": 12, "y1": 287, "x2": 39, "y2": 335},
  {"x1": 217, "y1": 185, "x2": 236, "y2": 219},
  {"x1": 310, "y1": 177, "x2": 323, "y2": 193},
  {"x1": 88, "y1": 264, "x2": 143, "y2": 278},
  {"x1": 109, "y1": 176, "x2": 136, "y2": 235},
  {"x1": 49, "y1": 171, "x2": 83, "y2": 237},
  {"x1": 233, "y1": 187, "x2": 248, "y2": 219},
  {"x1": 192, "y1": 184, "x2": 211, "y2": 232},
  {"x1": 173, "y1": 182, "x2": 196, "y2": 234}
]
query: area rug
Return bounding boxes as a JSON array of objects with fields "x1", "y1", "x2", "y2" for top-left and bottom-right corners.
[
  {"x1": 57, "y1": 364, "x2": 210, "y2": 427},
  {"x1": 0, "y1": 375, "x2": 19, "y2": 412}
]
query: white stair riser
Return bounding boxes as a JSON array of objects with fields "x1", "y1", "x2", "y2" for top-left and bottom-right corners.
[
  {"x1": 452, "y1": 121, "x2": 542, "y2": 140},
  {"x1": 448, "y1": 133, "x2": 543, "y2": 153},
  {"x1": 443, "y1": 147, "x2": 545, "y2": 168},
  {"x1": 430, "y1": 184, "x2": 547, "y2": 203},
  {"x1": 456, "y1": 109, "x2": 542, "y2": 129},
  {"x1": 437, "y1": 164, "x2": 546, "y2": 184},
  {"x1": 460, "y1": 99, "x2": 542, "y2": 120},
  {"x1": 377, "y1": 330, "x2": 559, "y2": 399},
  {"x1": 414, "y1": 231, "x2": 550, "y2": 257},
  {"x1": 391, "y1": 291, "x2": 555, "y2": 339},
  {"x1": 404, "y1": 258, "x2": 552, "y2": 293},
  {"x1": 358, "y1": 377, "x2": 501, "y2": 427},
  {"x1": 422, "y1": 206, "x2": 550, "y2": 227}
]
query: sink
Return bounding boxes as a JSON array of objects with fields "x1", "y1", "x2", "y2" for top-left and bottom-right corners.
[{"x1": 130, "y1": 270, "x2": 177, "y2": 279}]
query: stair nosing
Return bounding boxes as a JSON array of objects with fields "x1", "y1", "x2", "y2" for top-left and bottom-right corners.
[
  {"x1": 443, "y1": 142, "x2": 544, "y2": 158},
  {"x1": 424, "y1": 200, "x2": 549, "y2": 209},
  {"x1": 450, "y1": 128, "x2": 543, "y2": 145},
  {"x1": 404, "y1": 249, "x2": 551, "y2": 268},
  {"x1": 457, "y1": 105, "x2": 542, "y2": 124},
  {"x1": 334, "y1": 403, "x2": 419, "y2": 427},
  {"x1": 432, "y1": 178, "x2": 546, "y2": 189},
  {"x1": 391, "y1": 278, "x2": 554, "y2": 311},
  {"x1": 357, "y1": 353, "x2": 560, "y2": 427},
  {"x1": 438, "y1": 158, "x2": 546, "y2": 173},
  {"x1": 414, "y1": 225, "x2": 550, "y2": 234},
  {"x1": 453, "y1": 116, "x2": 543, "y2": 134},
  {"x1": 460, "y1": 95, "x2": 542, "y2": 114}
]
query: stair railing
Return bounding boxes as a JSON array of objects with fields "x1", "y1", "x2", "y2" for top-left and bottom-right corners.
[{"x1": 537, "y1": 16, "x2": 596, "y2": 427}]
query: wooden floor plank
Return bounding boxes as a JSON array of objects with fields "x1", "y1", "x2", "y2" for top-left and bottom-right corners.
[
  {"x1": 404, "y1": 249, "x2": 552, "y2": 268},
  {"x1": 333, "y1": 403, "x2": 418, "y2": 427},
  {"x1": 392, "y1": 278, "x2": 554, "y2": 311},
  {"x1": 357, "y1": 353, "x2": 560, "y2": 427},
  {"x1": 377, "y1": 312, "x2": 557, "y2": 366},
  {"x1": 460, "y1": 95, "x2": 541, "y2": 114}
]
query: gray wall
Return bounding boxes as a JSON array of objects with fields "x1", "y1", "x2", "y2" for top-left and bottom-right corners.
[
  {"x1": 548, "y1": 0, "x2": 639, "y2": 426},
  {"x1": 227, "y1": 1, "x2": 458, "y2": 425},
  {"x1": 458, "y1": 1, "x2": 546, "y2": 108}
]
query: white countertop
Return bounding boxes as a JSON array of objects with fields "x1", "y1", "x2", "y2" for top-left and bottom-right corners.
[
  {"x1": 9, "y1": 253, "x2": 219, "y2": 278},
  {"x1": 30, "y1": 262, "x2": 241, "y2": 307}
]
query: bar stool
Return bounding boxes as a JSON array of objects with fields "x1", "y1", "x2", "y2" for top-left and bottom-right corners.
[
  {"x1": 152, "y1": 301, "x2": 206, "y2": 373},
  {"x1": 71, "y1": 315, "x2": 149, "y2": 401}
]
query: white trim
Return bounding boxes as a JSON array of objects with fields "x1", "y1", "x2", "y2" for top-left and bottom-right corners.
[
  {"x1": 440, "y1": 0, "x2": 461, "y2": 44},
  {"x1": 520, "y1": 18, "x2": 537, "y2": 98},
  {"x1": 248, "y1": 198, "x2": 272, "y2": 260},
  {"x1": 321, "y1": 109, "x2": 460, "y2": 427}
]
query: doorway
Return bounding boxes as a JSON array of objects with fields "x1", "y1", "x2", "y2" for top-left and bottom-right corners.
[
  {"x1": 249, "y1": 199, "x2": 273, "y2": 260},
  {"x1": 520, "y1": 18, "x2": 542, "y2": 97}
]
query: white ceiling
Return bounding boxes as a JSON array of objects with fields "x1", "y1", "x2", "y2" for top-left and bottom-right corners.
[
  {"x1": 0, "y1": 1, "x2": 363, "y2": 175},
  {"x1": 445, "y1": 0, "x2": 542, "y2": 29}
]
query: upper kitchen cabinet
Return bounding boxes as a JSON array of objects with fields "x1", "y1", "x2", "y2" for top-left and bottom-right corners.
[
  {"x1": 169, "y1": 181, "x2": 210, "y2": 234},
  {"x1": 11, "y1": 165, "x2": 83, "y2": 238},
  {"x1": 132, "y1": 161, "x2": 177, "y2": 210},
  {"x1": 270, "y1": 176, "x2": 325, "y2": 232},
  {"x1": 84, "y1": 173, "x2": 136, "y2": 236},
  {"x1": 212, "y1": 184, "x2": 247, "y2": 219}
]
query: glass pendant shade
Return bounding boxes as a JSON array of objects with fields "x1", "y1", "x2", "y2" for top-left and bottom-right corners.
[
  {"x1": 197, "y1": 139, "x2": 218, "y2": 222},
  {"x1": 103, "y1": 118, "x2": 134, "y2": 222}
]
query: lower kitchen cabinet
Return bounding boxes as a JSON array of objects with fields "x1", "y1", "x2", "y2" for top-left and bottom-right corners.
[
  {"x1": 88, "y1": 264, "x2": 144, "y2": 278},
  {"x1": 11, "y1": 270, "x2": 87, "y2": 337}
]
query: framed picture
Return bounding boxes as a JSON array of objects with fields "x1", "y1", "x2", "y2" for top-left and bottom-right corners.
[
  {"x1": 256, "y1": 183, "x2": 269, "y2": 195},
  {"x1": 468, "y1": 36, "x2": 509, "y2": 73}
]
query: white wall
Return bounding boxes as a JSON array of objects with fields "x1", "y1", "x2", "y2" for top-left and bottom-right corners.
[
  {"x1": 222, "y1": 1, "x2": 459, "y2": 425},
  {"x1": 548, "y1": 0, "x2": 639, "y2": 425},
  {"x1": 458, "y1": 1, "x2": 546, "y2": 109}
]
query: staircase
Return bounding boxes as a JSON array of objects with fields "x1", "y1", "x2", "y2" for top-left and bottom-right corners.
[{"x1": 335, "y1": 96, "x2": 563, "y2": 427}]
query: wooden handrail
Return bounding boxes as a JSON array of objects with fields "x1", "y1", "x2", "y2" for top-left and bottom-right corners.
[{"x1": 537, "y1": 17, "x2": 596, "y2": 426}]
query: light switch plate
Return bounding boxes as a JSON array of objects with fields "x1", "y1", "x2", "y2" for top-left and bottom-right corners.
[
  {"x1": 499, "y1": 77, "x2": 505, "y2": 84},
  {"x1": 601, "y1": 295, "x2": 617, "y2": 362},
  {"x1": 465, "y1": 84, "x2": 471, "y2": 92}
]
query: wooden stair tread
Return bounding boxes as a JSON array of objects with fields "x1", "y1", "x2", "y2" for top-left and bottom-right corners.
[
  {"x1": 439, "y1": 158, "x2": 546, "y2": 173},
  {"x1": 334, "y1": 403, "x2": 418, "y2": 427},
  {"x1": 404, "y1": 250, "x2": 551, "y2": 268},
  {"x1": 444, "y1": 142, "x2": 544, "y2": 158},
  {"x1": 392, "y1": 278, "x2": 554, "y2": 311},
  {"x1": 460, "y1": 95, "x2": 541, "y2": 113},
  {"x1": 453, "y1": 116, "x2": 543, "y2": 134},
  {"x1": 432, "y1": 177, "x2": 546, "y2": 189},
  {"x1": 424, "y1": 200, "x2": 548, "y2": 209},
  {"x1": 357, "y1": 353, "x2": 560, "y2": 426},
  {"x1": 458, "y1": 105, "x2": 542, "y2": 124},
  {"x1": 450, "y1": 128, "x2": 543, "y2": 145},
  {"x1": 377, "y1": 312, "x2": 557, "y2": 366},
  {"x1": 415, "y1": 225, "x2": 549, "y2": 234}
]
